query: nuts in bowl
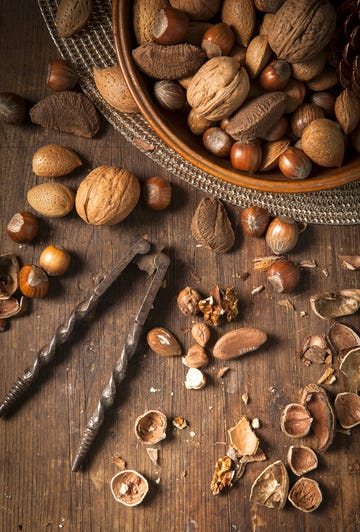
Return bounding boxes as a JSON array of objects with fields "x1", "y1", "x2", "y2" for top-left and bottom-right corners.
[{"x1": 113, "y1": 0, "x2": 360, "y2": 193}]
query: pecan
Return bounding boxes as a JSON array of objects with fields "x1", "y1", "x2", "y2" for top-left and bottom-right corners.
[{"x1": 132, "y1": 42, "x2": 206, "y2": 80}]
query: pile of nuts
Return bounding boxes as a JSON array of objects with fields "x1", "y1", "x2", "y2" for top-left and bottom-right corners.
[{"x1": 132, "y1": 0, "x2": 360, "y2": 179}]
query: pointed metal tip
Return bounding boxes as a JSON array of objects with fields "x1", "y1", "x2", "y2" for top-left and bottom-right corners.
[
  {"x1": 0, "y1": 403, "x2": 8, "y2": 418},
  {"x1": 71, "y1": 455, "x2": 83, "y2": 473}
]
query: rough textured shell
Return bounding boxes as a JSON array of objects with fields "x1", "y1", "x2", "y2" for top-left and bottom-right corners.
[
  {"x1": 170, "y1": 0, "x2": 221, "y2": 20},
  {"x1": 0, "y1": 254, "x2": 19, "y2": 300},
  {"x1": 213, "y1": 327, "x2": 267, "y2": 359},
  {"x1": 191, "y1": 196, "x2": 234, "y2": 253},
  {"x1": 225, "y1": 92, "x2": 287, "y2": 141},
  {"x1": 55, "y1": 0, "x2": 93, "y2": 38},
  {"x1": 249, "y1": 460, "x2": 289, "y2": 510},
  {"x1": 187, "y1": 57, "x2": 250, "y2": 120},
  {"x1": 30, "y1": 92, "x2": 100, "y2": 138},
  {"x1": 32, "y1": 144, "x2": 82, "y2": 178},
  {"x1": 132, "y1": 42, "x2": 206, "y2": 80},
  {"x1": 259, "y1": 138, "x2": 291, "y2": 171},
  {"x1": 133, "y1": 0, "x2": 170, "y2": 44},
  {"x1": 268, "y1": 0, "x2": 336, "y2": 63},
  {"x1": 27, "y1": 183, "x2": 75, "y2": 218},
  {"x1": 75, "y1": 166, "x2": 140, "y2": 225},
  {"x1": 221, "y1": 0, "x2": 256, "y2": 47},
  {"x1": 93, "y1": 66, "x2": 138, "y2": 113},
  {"x1": 301, "y1": 383, "x2": 335, "y2": 453},
  {"x1": 310, "y1": 289, "x2": 360, "y2": 319},
  {"x1": 288, "y1": 477, "x2": 322, "y2": 512}
]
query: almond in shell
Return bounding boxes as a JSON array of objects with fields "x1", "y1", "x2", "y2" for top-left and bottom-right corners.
[
  {"x1": 222, "y1": 0, "x2": 256, "y2": 47},
  {"x1": 32, "y1": 144, "x2": 82, "y2": 178},
  {"x1": 27, "y1": 183, "x2": 75, "y2": 218},
  {"x1": 133, "y1": 0, "x2": 170, "y2": 45},
  {"x1": 93, "y1": 67, "x2": 138, "y2": 113},
  {"x1": 55, "y1": 0, "x2": 93, "y2": 38}
]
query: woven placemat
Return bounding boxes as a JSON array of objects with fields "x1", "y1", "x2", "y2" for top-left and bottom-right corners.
[{"x1": 38, "y1": 0, "x2": 360, "y2": 225}]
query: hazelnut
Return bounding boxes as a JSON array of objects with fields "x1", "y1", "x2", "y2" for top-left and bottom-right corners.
[
  {"x1": 265, "y1": 216, "x2": 299, "y2": 254},
  {"x1": 7, "y1": 211, "x2": 39, "y2": 243},
  {"x1": 177, "y1": 287, "x2": 201, "y2": 315},
  {"x1": 142, "y1": 177, "x2": 172, "y2": 211},
  {"x1": 39, "y1": 245, "x2": 71, "y2": 276},
  {"x1": 261, "y1": 115, "x2": 288, "y2": 142},
  {"x1": 47, "y1": 59, "x2": 77, "y2": 91},
  {"x1": 152, "y1": 7, "x2": 190, "y2": 45},
  {"x1": 278, "y1": 147, "x2": 312, "y2": 180},
  {"x1": 230, "y1": 141, "x2": 262, "y2": 173},
  {"x1": 267, "y1": 259, "x2": 300, "y2": 293},
  {"x1": 201, "y1": 22, "x2": 235, "y2": 58},
  {"x1": 240, "y1": 206, "x2": 270, "y2": 237},
  {"x1": 19, "y1": 264, "x2": 49, "y2": 299},
  {"x1": 259, "y1": 60, "x2": 291, "y2": 91}
]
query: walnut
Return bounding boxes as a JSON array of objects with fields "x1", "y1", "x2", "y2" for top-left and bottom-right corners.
[
  {"x1": 268, "y1": 0, "x2": 336, "y2": 64},
  {"x1": 187, "y1": 56, "x2": 250, "y2": 121}
]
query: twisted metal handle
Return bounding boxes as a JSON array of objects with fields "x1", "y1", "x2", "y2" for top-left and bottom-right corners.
[
  {"x1": 72, "y1": 252, "x2": 170, "y2": 472},
  {"x1": 0, "y1": 238, "x2": 151, "y2": 417}
]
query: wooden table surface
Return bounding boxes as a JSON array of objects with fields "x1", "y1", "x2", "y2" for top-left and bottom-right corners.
[{"x1": 1, "y1": 3, "x2": 359, "y2": 531}]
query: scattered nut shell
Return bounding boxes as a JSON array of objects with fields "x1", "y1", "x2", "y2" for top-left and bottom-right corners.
[
  {"x1": 338, "y1": 255, "x2": 360, "y2": 271},
  {"x1": 228, "y1": 417, "x2": 259, "y2": 456},
  {"x1": 0, "y1": 296, "x2": 23, "y2": 319},
  {"x1": 0, "y1": 254, "x2": 19, "y2": 300},
  {"x1": 310, "y1": 289, "x2": 360, "y2": 319},
  {"x1": 334, "y1": 392, "x2": 360, "y2": 429},
  {"x1": 287, "y1": 445, "x2": 318, "y2": 476},
  {"x1": 184, "y1": 367, "x2": 206, "y2": 390},
  {"x1": 147, "y1": 327, "x2": 182, "y2": 356},
  {"x1": 301, "y1": 383, "x2": 335, "y2": 454},
  {"x1": 280, "y1": 403, "x2": 313, "y2": 438},
  {"x1": 249, "y1": 460, "x2": 289, "y2": 510},
  {"x1": 339, "y1": 347, "x2": 360, "y2": 393},
  {"x1": 327, "y1": 322, "x2": 360, "y2": 355},
  {"x1": 110, "y1": 469, "x2": 149, "y2": 507},
  {"x1": 288, "y1": 477, "x2": 322, "y2": 513},
  {"x1": 134, "y1": 409, "x2": 167, "y2": 444}
]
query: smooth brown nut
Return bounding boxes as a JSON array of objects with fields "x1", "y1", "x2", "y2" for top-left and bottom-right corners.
[
  {"x1": 47, "y1": 59, "x2": 78, "y2": 91},
  {"x1": 259, "y1": 59, "x2": 291, "y2": 91},
  {"x1": 278, "y1": 147, "x2": 312, "y2": 180},
  {"x1": 187, "y1": 56, "x2": 250, "y2": 121},
  {"x1": 213, "y1": 328, "x2": 267, "y2": 360},
  {"x1": 32, "y1": 144, "x2": 82, "y2": 178},
  {"x1": 152, "y1": 7, "x2": 189, "y2": 44},
  {"x1": 153, "y1": 80, "x2": 186, "y2": 111},
  {"x1": 147, "y1": 327, "x2": 182, "y2": 356},
  {"x1": 267, "y1": 259, "x2": 301, "y2": 293},
  {"x1": 19, "y1": 264, "x2": 49, "y2": 299},
  {"x1": 170, "y1": 0, "x2": 221, "y2": 20},
  {"x1": 27, "y1": 183, "x2": 75, "y2": 218},
  {"x1": 240, "y1": 206, "x2": 270, "y2": 237},
  {"x1": 7, "y1": 211, "x2": 39, "y2": 244},
  {"x1": 290, "y1": 103, "x2": 325, "y2": 138},
  {"x1": 75, "y1": 166, "x2": 140, "y2": 225},
  {"x1": 230, "y1": 141, "x2": 262, "y2": 173},
  {"x1": 184, "y1": 344, "x2": 209, "y2": 368},
  {"x1": 202, "y1": 22, "x2": 235, "y2": 58},
  {"x1": 265, "y1": 216, "x2": 299, "y2": 255},
  {"x1": 202, "y1": 127, "x2": 233, "y2": 158},
  {"x1": 142, "y1": 176, "x2": 172, "y2": 210},
  {"x1": 282, "y1": 80, "x2": 306, "y2": 114}
]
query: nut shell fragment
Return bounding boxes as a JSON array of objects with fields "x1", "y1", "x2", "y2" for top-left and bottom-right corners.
[
  {"x1": 327, "y1": 322, "x2": 360, "y2": 355},
  {"x1": 249, "y1": 460, "x2": 289, "y2": 510},
  {"x1": 134, "y1": 409, "x2": 167, "y2": 444},
  {"x1": 339, "y1": 347, "x2": 360, "y2": 393},
  {"x1": 210, "y1": 455, "x2": 234, "y2": 495},
  {"x1": 213, "y1": 327, "x2": 267, "y2": 360},
  {"x1": 0, "y1": 254, "x2": 19, "y2": 300},
  {"x1": 288, "y1": 477, "x2": 322, "y2": 513},
  {"x1": 110, "y1": 469, "x2": 149, "y2": 506},
  {"x1": 287, "y1": 445, "x2": 318, "y2": 476},
  {"x1": 0, "y1": 296, "x2": 23, "y2": 319},
  {"x1": 228, "y1": 416, "x2": 259, "y2": 456},
  {"x1": 301, "y1": 383, "x2": 335, "y2": 454},
  {"x1": 310, "y1": 289, "x2": 360, "y2": 319},
  {"x1": 334, "y1": 392, "x2": 360, "y2": 429},
  {"x1": 280, "y1": 403, "x2": 313, "y2": 438}
]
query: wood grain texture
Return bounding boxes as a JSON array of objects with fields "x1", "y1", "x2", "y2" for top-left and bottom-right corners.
[{"x1": 0, "y1": 2, "x2": 359, "y2": 531}]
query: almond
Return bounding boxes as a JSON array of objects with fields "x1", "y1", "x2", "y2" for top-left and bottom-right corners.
[
  {"x1": 222, "y1": 0, "x2": 256, "y2": 47},
  {"x1": 147, "y1": 327, "x2": 182, "y2": 356},
  {"x1": 27, "y1": 183, "x2": 75, "y2": 218},
  {"x1": 213, "y1": 327, "x2": 267, "y2": 360},
  {"x1": 32, "y1": 144, "x2": 82, "y2": 178},
  {"x1": 334, "y1": 88, "x2": 360, "y2": 135},
  {"x1": 133, "y1": 0, "x2": 170, "y2": 45},
  {"x1": 93, "y1": 67, "x2": 138, "y2": 113},
  {"x1": 55, "y1": 0, "x2": 93, "y2": 38}
]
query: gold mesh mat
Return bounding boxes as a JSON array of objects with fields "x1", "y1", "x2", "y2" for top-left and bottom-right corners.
[{"x1": 38, "y1": 0, "x2": 360, "y2": 225}]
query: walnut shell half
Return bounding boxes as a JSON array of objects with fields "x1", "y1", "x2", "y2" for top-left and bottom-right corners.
[
  {"x1": 288, "y1": 477, "x2": 322, "y2": 513},
  {"x1": 134, "y1": 409, "x2": 167, "y2": 444},
  {"x1": 110, "y1": 470, "x2": 149, "y2": 506},
  {"x1": 75, "y1": 166, "x2": 140, "y2": 226}
]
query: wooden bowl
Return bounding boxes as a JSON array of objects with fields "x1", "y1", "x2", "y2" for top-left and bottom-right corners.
[{"x1": 112, "y1": 1, "x2": 360, "y2": 194}]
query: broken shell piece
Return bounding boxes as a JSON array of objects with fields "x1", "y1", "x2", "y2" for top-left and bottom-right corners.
[
  {"x1": 146, "y1": 447, "x2": 159, "y2": 465},
  {"x1": 134, "y1": 409, "x2": 167, "y2": 444},
  {"x1": 339, "y1": 347, "x2": 360, "y2": 392},
  {"x1": 298, "y1": 334, "x2": 330, "y2": 365},
  {"x1": 310, "y1": 289, "x2": 360, "y2": 319},
  {"x1": 338, "y1": 255, "x2": 360, "y2": 270},
  {"x1": 287, "y1": 445, "x2": 318, "y2": 476},
  {"x1": 172, "y1": 416, "x2": 188, "y2": 430},
  {"x1": 191, "y1": 322, "x2": 211, "y2": 347},
  {"x1": 228, "y1": 416, "x2": 259, "y2": 456},
  {"x1": 0, "y1": 254, "x2": 19, "y2": 300},
  {"x1": 249, "y1": 460, "x2": 289, "y2": 511},
  {"x1": 288, "y1": 477, "x2": 322, "y2": 513},
  {"x1": 327, "y1": 322, "x2": 360, "y2": 355},
  {"x1": 334, "y1": 392, "x2": 360, "y2": 429},
  {"x1": 280, "y1": 403, "x2": 313, "y2": 438},
  {"x1": 184, "y1": 367, "x2": 206, "y2": 389},
  {"x1": 147, "y1": 327, "x2": 182, "y2": 356},
  {"x1": 0, "y1": 296, "x2": 23, "y2": 319},
  {"x1": 210, "y1": 455, "x2": 234, "y2": 495},
  {"x1": 213, "y1": 327, "x2": 267, "y2": 360},
  {"x1": 110, "y1": 469, "x2": 149, "y2": 507},
  {"x1": 301, "y1": 384, "x2": 335, "y2": 454}
]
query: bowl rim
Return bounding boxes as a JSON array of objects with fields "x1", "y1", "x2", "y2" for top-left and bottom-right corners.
[{"x1": 112, "y1": 0, "x2": 360, "y2": 194}]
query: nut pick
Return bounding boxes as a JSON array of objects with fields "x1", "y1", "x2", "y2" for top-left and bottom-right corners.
[
  {"x1": 71, "y1": 249, "x2": 170, "y2": 472},
  {"x1": 0, "y1": 238, "x2": 153, "y2": 418}
]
